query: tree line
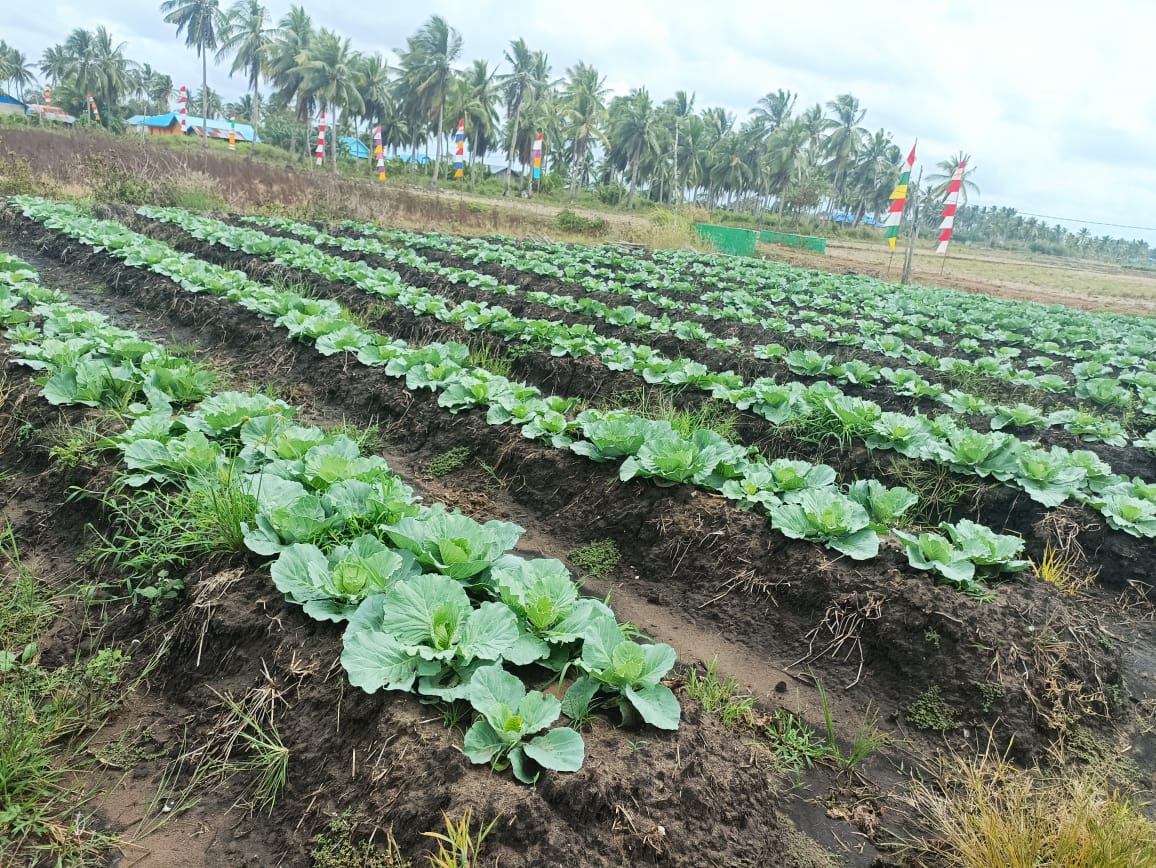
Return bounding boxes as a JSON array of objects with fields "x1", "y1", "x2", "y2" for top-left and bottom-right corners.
[{"x1": 2, "y1": 9, "x2": 1151, "y2": 262}]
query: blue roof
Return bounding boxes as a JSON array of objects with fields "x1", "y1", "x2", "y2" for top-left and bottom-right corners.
[
  {"x1": 0, "y1": 94, "x2": 26, "y2": 107},
  {"x1": 339, "y1": 137, "x2": 370, "y2": 159},
  {"x1": 128, "y1": 112, "x2": 259, "y2": 142}
]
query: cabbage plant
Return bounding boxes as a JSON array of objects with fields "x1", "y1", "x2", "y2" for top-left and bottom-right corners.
[{"x1": 463, "y1": 664, "x2": 585, "y2": 784}]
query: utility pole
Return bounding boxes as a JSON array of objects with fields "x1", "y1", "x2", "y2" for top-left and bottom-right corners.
[{"x1": 901, "y1": 167, "x2": 922, "y2": 286}]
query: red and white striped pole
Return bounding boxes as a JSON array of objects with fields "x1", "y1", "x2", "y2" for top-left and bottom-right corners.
[
  {"x1": 179, "y1": 85, "x2": 187, "y2": 134},
  {"x1": 315, "y1": 112, "x2": 326, "y2": 166},
  {"x1": 935, "y1": 160, "x2": 966, "y2": 255}
]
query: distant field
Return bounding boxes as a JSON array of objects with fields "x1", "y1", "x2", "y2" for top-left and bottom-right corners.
[{"x1": 760, "y1": 237, "x2": 1156, "y2": 316}]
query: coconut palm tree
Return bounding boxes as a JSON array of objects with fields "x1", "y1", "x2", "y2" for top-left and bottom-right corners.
[
  {"x1": 0, "y1": 44, "x2": 35, "y2": 97},
  {"x1": 159, "y1": 0, "x2": 226, "y2": 147},
  {"x1": 766, "y1": 117, "x2": 809, "y2": 221},
  {"x1": 927, "y1": 151, "x2": 981, "y2": 205},
  {"x1": 400, "y1": 15, "x2": 462, "y2": 188},
  {"x1": 218, "y1": 0, "x2": 273, "y2": 156},
  {"x1": 561, "y1": 61, "x2": 607, "y2": 201},
  {"x1": 294, "y1": 28, "x2": 363, "y2": 171},
  {"x1": 499, "y1": 38, "x2": 538, "y2": 195},
  {"x1": 609, "y1": 87, "x2": 659, "y2": 209},
  {"x1": 191, "y1": 85, "x2": 224, "y2": 118},
  {"x1": 266, "y1": 5, "x2": 313, "y2": 161},
  {"x1": 822, "y1": 93, "x2": 868, "y2": 211},
  {"x1": 459, "y1": 59, "x2": 499, "y2": 185},
  {"x1": 39, "y1": 45, "x2": 70, "y2": 89},
  {"x1": 750, "y1": 88, "x2": 796, "y2": 139},
  {"x1": 662, "y1": 90, "x2": 694, "y2": 206}
]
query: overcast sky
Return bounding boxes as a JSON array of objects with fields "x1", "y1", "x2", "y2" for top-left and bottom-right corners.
[{"x1": 7, "y1": 0, "x2": 1156, "y2": 245}]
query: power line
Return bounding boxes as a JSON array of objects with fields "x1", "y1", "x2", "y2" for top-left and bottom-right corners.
[{"x1": 1007, "y1": 211, "x2": 1156, "y2": 233}]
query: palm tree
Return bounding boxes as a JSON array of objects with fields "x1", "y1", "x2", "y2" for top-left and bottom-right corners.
[
  {"x1": 294, "y1": 28, "x2": 363, "y2": 171},
  {"x1": 766, "y1": 118, "x2": 809, "y2": 221},
  {"x1": 191, "y1": 85, "x2": 224, "y2": 118},
  {"x1": 927, "y1": 151, "x2": 981, "y2": 205},
  {"x1": 561, "y1": 61, "x2": 608, "y2": 201},
  {"x1": 822, "y1": 93, "x2": 868, "y2": 211},
  {"x1": 266, "y1": 5, "x2": 313, "y2": 162},
  {"x1": 0, "y1": 44, "x2": 35, "y2": 97},
  {"x1": 609, "y1": 87, "x2": 659, "y2": 209},
  {"x1": 662, "y1": 90, "x2": 694, "y2": 206},
  {"x1": 90, "y1": 26, "x2": 133, "y2": 113},
  {"x1": 750, "y1": 88, "x2": 796, "y2": 138},
  {"x1": 401, "y1": 15, "x2": 462, "y2": 188},
  {"x1": 159, "y1": 0, "x2": 226, "y2": 147},
  {"x1": 146, "y1": 72, "x2": 175, "y2": 113},
  {"x1": 499, "y1": 38, "x2": 537, "y2": 196},
  {"x1": 218, "y1": 0, "x2": 273, "y2": 156},
  {"x1": 460, "y1": 59, "x2": 499, "y2": 185},
  {"x1": 39, "y1": 45, "x2": 70, "y2": 89}
]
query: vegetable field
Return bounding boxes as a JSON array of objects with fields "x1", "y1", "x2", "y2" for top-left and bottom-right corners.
[{"x1": 4, "y1": 196, "x2": 1156, "y2": 866}]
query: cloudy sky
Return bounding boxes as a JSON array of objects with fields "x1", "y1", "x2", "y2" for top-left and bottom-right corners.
[{"x1": 7, "y1": 0, "x2": 1156, "y2": 245}]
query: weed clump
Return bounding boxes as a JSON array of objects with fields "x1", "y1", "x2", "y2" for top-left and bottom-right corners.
[
  {"x1": 556, "y1": 209, "x2": 608, "y2": 237},
  {"x1": 310, "y1": 812, "x2": 409, "y2": 867},
  {"x1": 428, "y1": 447, "x2": 472, "y2": 477},
  {"x1": 568, "y1": 539, "x2": 620, "y2": 577},
  {"x1": 906, "y1": 685, "x2": 957, "y2": 731}
]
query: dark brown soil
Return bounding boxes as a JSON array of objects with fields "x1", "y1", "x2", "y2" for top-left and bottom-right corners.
[{"x1": 6, "y1": 205, "x2": 1156, "y2": 867}]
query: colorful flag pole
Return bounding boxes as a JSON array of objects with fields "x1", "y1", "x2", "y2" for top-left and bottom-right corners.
[
  {"x1": 87, "y1": 94, "x2": 101, "y2": 124},
  {"x1": 883, "y1": 142, "x2": 916, "y2": 251},
  {"x1": 315, "y1": 111, "x2": 326, "y2": 167},
  {"x1": 44, "y1": 85, "x2": 51, "y2": 107},
  {"x1": 532, "y1": 134, "x2": 543, "y2": 181},
  {"x1": 179, "y1": 85, "x2": 187, "y2": 134},
  {"x1": 374, "y1": 125, "x2": 385, "y2": 180},
  {"x1": 936, "y1": 159, "x2": 966, "y2": 256},
  {"x1": 228, "y1": 115, "x2": 237, "y2": 151},
  {"x1": 454, "y1": 119, "x2": 465, "y2": 179}
]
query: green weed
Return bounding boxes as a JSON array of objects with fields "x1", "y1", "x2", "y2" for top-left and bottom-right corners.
[
  {"x1": 89, "y1": 464, "x2": 256, "y2": 609},
  {"x1": 568, "y1": 539, "x2": 620, "y2": 577},
  {"x1": 428, "y1": 446, "x2": 472, "y2": 477},
  {"x1": 310, "y1": 811, "x2": 410, "y2": 868},
  {"x1": 906, "y1": 686, "x2": 957, "y2": 732},
  {"x1": 465, "y1": 341, "x2": 514, "y2": 378},
  {"x1": 0, "y1": 528, "x2": 126, "y2": 864},
  {"x1": 685, "y1": 658, "x2": 757, "y2": 728}
]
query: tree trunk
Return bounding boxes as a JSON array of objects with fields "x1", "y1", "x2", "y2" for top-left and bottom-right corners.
[
  {"x1": 628, "y1": 153, "x2": 640, "y2": 209},
  {"x1": 568, "y1": 137, "x2": 584, "y2": 204},
  {"x1": 671, "y1": 120, "x2": 679, "y2": 208},
  {"x1": 331, "y1": 104, "x2": 339, "y2": 173},
  {"x1": 504, "y1": 101, "x2": 521, "y2": 197},
  {"x1": 201, "y1": 52, "x2": 209, "y2": 149},
  {"x1": 249, "y1": 80, "x2": 259, "y2": 158},
  {"x1": 469, "y1": 131, "x2": 478, "y2": 190},
  {"x1": 432, "y1": 96, "x2": 444, "y2": 188}
]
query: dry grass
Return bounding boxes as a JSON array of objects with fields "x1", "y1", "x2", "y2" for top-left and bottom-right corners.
[{"x1": 907, "y1": 744, "x2": 1156, "y2": 867}]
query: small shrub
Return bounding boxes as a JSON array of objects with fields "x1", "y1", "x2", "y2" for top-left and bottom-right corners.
[
  {"x1": 555, "y1": 209, "x2": 608, "y2": 236},
  {"x1": 0, "y1": 155, "x2": 39, "y2": 196},
  {"x1": 568, "y1": 539, "x2": 620, "y2": 577}
]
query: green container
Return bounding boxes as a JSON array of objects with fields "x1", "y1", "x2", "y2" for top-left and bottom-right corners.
[
  {"x1": 759, "y1": 230, "x2": 827, "y2": 254},
  {"x1": 695, "y1": 223, "x2": 758, "y2": 257}
]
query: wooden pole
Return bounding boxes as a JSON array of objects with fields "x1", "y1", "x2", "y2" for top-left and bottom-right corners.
[{"x1": 901, "y1": 167, "x2": 922, "y2": 286}]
